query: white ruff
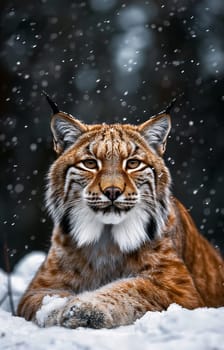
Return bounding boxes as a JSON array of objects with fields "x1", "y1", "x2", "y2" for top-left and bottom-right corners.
[
  {"x1": 111, "y1": 206, "x2": 150, "y2": 252},
  {"x1": 69, "y1": 203, "x2": 150, "y2": 253},
  {"x1": 70, "y1": 205, "x2": 103, "y2": 247}
]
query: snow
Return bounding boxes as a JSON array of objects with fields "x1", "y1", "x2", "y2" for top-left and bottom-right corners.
[{"x1": 1, "y1": 252, "x2": 224, "y2": 350}]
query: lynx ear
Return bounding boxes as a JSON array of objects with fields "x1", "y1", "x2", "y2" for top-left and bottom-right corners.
[
  {"x1": 43, "y1": 91, "x2": 87, "y2": 154},
  {"x1": 51, "y1": 112, "x2": 87, "y2": 154},
  {"x1": 138, "y1": 113, "x2": 171, "y2": 155}
]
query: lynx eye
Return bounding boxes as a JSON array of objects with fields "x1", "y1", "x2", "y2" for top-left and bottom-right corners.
[
  {"x1": 82, "y1": 159, "x2": 98, "y2": 169},
  {"x1": 126, "y1": 159, "x2": 141, "y2": 169}
]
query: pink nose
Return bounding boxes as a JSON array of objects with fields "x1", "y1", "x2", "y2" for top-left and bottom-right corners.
[{"x1": 103, "y1": 187, "x2": 122, "y2": 201}]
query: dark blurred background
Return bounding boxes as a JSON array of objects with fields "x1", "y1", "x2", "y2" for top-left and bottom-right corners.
[{"x1": 0, "y1": 0, "x2": 224, "y2": 270}]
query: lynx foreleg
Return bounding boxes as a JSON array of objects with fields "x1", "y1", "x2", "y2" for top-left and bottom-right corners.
[{"x1": 56, "y1": 273, "x2": 204, "y2": 329}]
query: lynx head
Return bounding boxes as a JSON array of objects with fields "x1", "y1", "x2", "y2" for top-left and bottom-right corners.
[{"x1": 46, "y1": 97, "x2": 172, "y2": 252}]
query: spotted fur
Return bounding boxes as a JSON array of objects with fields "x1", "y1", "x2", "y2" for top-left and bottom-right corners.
[{"x1": 17, "y1": 110, "x2": 224, "y2": 329}]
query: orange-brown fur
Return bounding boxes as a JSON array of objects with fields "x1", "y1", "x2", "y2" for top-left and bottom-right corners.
[{"x1": 17, "y1": 109, "x2": 224, "y2": 329}]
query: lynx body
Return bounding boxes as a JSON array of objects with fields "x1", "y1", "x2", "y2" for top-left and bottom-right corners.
[{"x1": 17, "y1": 106, "x2": 224, "y2": 328}]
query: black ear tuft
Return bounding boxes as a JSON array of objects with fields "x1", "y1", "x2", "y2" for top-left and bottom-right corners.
[
  {"x1": 42, "y1": 90, "x2": 60, "y2": 114},
  {"x1": 165, "y1": 97, "x2": 177, "y2": 115}
]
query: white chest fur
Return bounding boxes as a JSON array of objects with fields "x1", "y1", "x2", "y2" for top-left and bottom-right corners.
[{"x1": 69, "y1": 204, "x2": 150, "y2": 253}]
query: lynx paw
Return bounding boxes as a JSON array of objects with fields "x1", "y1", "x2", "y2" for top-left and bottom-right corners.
[
  {"x1": 60, "y1": 299, "x2": 114, "y2": 329},
  {"x1": 35, "y1": 295, "x2": 68, "y2": 327}
]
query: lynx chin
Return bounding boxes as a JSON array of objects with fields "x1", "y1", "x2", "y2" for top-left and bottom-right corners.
[{"x1": 17, "y1": 96, "x2": 224, "y2": 329}]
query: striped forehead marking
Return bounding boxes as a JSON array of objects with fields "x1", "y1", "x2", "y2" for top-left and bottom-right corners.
[{"x1": 88, "y1": 127, "x2": 137, "y2": 159}]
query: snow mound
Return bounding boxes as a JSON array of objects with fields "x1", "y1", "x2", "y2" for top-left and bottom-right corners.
[
  {"x1": 0, "y1": 252, "x2": 46, "y2": 312},
  {"x1": 0, "y1": 252, "x2": 224, "y2": 350}
]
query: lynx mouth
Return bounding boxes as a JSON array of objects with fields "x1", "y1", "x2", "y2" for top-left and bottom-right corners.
[
  {"x1": 94, "y1": 206, "x2": 131, "y2": 225},
  {"x1": 89, "y1": 203, "x2": 135, "y2": 213},
  {"x1": 88, "y1": 203, "x2": 135, "y2": 224}
]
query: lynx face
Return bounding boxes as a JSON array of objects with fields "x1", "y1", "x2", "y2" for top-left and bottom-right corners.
[{"x1": 46, "y1": 111, "x2": 171, "y2": 252}]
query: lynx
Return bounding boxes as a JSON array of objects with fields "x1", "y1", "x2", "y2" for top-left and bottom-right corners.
[{"x1": 17, "y1": 96, "x2": 224, "y2": 328}]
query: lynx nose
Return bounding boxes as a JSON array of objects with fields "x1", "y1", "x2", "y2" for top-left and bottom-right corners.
[{"x1": 103, "y1": 186, "x2": 122, "y2": 201}]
